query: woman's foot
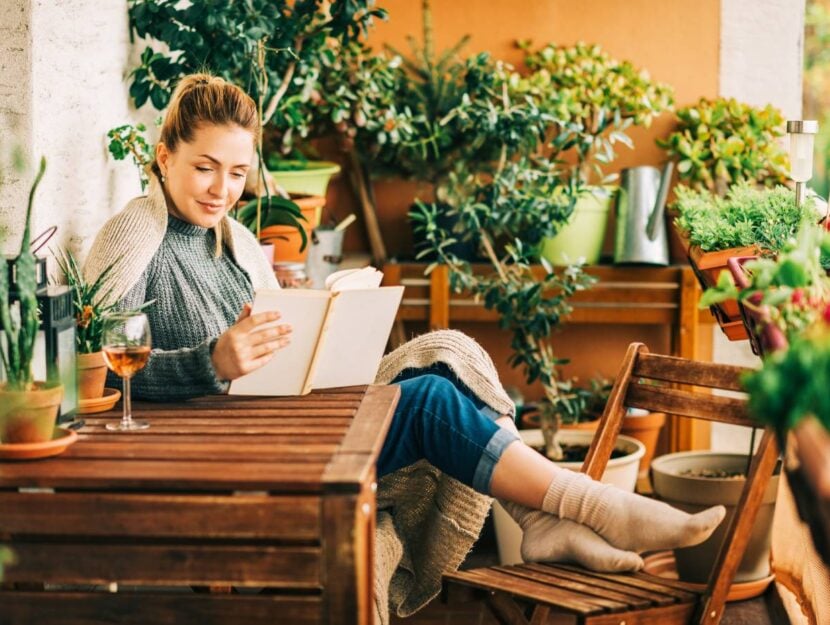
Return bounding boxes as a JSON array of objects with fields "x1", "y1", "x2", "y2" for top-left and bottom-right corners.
[
  {"x1": 541, "y1": 470, "x2": 726, "y2": 553},
  {"x1": 500, "y1": 501, "x2": 644, "y2": 572}
]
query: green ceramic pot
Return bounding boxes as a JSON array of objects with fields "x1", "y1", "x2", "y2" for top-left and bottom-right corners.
[
  {"x1": 540, "y1": 187, "x2": 615, "y2": 266},
  {"x1": 270, "y1": 160, "x2": 341, "y2": 197}
]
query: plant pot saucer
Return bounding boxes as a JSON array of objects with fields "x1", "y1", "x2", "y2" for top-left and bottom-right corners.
[
  {"x1": 641, "y1": 550, "x2": 774, "y2": 601},
  {"x1": 78, "y1": 387, "x2": 121, "y2": 415},
  {"x1": 0, "y1": 427, "x2": 78, "y2": 461}
]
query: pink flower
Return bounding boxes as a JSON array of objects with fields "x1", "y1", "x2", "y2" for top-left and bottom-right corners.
[
  {"x1": 792, "y1": 288, "x2": 805, "y2": 306},
  {"x1": 823, "y1": 303, "x2": 830, "y2": 325}
]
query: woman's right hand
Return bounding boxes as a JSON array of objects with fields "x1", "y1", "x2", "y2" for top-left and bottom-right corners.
[{"x1": 211, "y1": 303, "x2": 292, "y2": 381}]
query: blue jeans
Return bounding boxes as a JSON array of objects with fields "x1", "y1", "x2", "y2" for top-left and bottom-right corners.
[{"x1": 377, "y1": 363, "x2": 519, "y2": 495}]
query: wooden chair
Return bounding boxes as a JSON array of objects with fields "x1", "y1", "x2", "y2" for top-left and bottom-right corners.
[{"x1": 443, "y1": 342, "x2": 780, "y2": 625}]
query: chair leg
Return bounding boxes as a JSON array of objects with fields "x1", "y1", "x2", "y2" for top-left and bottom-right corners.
[
  {"x1": 487, "y1": 591, "x2": 531, "y2": 625},
  {"x1": 695, "y1": 429, "x2": 779, "y2": 625}
]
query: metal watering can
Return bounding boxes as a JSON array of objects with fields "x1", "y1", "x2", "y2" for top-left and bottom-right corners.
[{"x1": 614, "y1": 162, "x2": 674, "y2": 265}]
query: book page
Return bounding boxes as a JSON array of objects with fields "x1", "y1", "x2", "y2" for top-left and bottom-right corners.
[
  {"x1": 228, "y1": 289, "x2": 330, "y2": 396},
  {"x1": 325, "y1": 266, "x2": 383, "y2": 291},
  {"x1": 310, "y1": 286, "x2": 404, "y2": 389}
]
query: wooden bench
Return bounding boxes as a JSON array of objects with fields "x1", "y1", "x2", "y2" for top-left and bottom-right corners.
[
  {"x1": 0, "y1": 385, "x2": 399, "y2": 625},
  {"x1": 444, "y1": 343, "x2": 779, "y2": 625}
]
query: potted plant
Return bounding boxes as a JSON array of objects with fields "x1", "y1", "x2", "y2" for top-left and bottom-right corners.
[
  {"x1": 674, "y1": 183, "x2": 820, "y2": 337},
  {"x1": 658, "y1": 97, "x2": 790, "y2": 197},
  {"x1": 700, "y1": 220, "x2": 830, "y2": 352},
  {"x1": 54, "y1": 251, "x2": 144, "y2": 402},
  {"x1": 511, "y1": 42, "x2": 673, "y2": 265},
  {"x1": 0, "y1": 157, "x2": 64, "y2": 444},
  {"x1": 651, "y1": 448, "x2": 780, "y2": 583}
]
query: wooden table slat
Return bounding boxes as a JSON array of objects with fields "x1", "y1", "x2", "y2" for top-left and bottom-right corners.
[
  {"x1": 76, "y1": 433, "x2": 347, "y2": 445},
  {"x1": 4, "y1": 544, "x2": 322, "y2": 587},
  {"x1": 0, "y1": 492, "x2": 321, "y2": 539},
  {"x1": 0, "y1": 592, "x2": 324, "y2": 625},
  {"x1": 0, "y1": 459, "x2": 328, "y2": 491},
  {"x1": 90, "y1": 409, "x2": 360, "y2": 419}
]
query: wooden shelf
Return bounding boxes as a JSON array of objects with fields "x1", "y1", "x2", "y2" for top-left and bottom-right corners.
[
  {"x1": 382, "y1": 262, "x2": 709, "y2": 452},
  {"x1": 383, "y1": 262, "x2": 703, "y2": 360}
]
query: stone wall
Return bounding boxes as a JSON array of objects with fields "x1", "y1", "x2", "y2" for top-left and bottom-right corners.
[{"x1": 1, "y1": 0, "x2": 142, "y2": 259}]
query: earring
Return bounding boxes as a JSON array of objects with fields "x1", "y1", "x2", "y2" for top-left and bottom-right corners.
[{"x1": 160, "y1": 173, "x2": 166, "y2": 183}]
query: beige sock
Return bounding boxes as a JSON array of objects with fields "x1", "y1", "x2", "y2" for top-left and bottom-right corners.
[
  {"x1": 541, "y1": 470, "x2": 726, "y2": 553},
  {"x1": 500, "y1": 500, "x2": 644, "y2": 572}
]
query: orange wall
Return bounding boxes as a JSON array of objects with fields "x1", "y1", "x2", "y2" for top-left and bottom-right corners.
[
  {"x1": 326, "y1": 0, "x2": 720, "y2": 255},
  {"x1": 322, "y1": 0, "x2": 721, "y2": 398}
]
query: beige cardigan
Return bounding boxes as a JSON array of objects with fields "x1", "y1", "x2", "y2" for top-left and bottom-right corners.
[{"x1": 83, "y1": 174, "x2": 278, "y2": 303}]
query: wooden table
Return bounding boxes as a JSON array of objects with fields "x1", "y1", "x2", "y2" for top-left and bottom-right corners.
[{"x1": 0, "y1": 385, "x2": 399, "y2": 625}]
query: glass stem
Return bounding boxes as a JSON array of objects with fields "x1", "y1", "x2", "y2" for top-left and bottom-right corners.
[{"x1": 122, "y1": 376, "x2": 132, "y2": 427}]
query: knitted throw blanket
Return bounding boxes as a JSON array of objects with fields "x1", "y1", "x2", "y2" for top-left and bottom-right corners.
[
  {"x1": 372, "y1": 329, "x2": 515, "y2": 624},
  {"x1": 83, "y1": 174, "x2": 278, "y2": 303}
]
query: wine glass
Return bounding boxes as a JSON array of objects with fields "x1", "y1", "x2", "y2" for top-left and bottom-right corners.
[{"x1": 102, "y1": 312, "x2": 152, "y2": 431}]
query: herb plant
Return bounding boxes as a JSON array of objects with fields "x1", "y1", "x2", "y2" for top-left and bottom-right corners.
[
  {"x1": 658, "y1": 97, "x2": 790, "y2": 195},
  {"x1": 0, "y1": 157, "x2": 46, "y2": 391},
  {"x1": 674, "y1": 183, "x2": 818, "y2": 253}
]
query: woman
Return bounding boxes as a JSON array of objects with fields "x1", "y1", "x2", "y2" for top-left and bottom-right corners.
[{"x1": 84, "y1": 73, "x2": 724, "y2": 601}]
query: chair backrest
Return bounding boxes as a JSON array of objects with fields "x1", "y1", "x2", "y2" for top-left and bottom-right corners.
[
  {"x1": 579, "y1": 342, "x2": 780, "y2": 625},
  {"x1": 582, "y1": 342, "x2": 754, "y2": 479}
]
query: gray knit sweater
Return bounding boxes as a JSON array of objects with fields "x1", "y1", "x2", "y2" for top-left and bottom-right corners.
[{"x1": 108, "y1": 215, "x2": 255, "y2": 400}]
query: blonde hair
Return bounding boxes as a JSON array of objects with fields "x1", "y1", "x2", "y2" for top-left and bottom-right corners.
[
  {"x1": 151, "y1": 73, "x2": 259, "y2": 255},
  {"x1": 152, "y1": 73, "x2": 259, "y2": 177}
]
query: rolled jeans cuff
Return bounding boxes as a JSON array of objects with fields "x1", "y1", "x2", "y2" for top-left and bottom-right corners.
[{"x1": 472, "y1": 427, "x2": 520, "y2": 494}]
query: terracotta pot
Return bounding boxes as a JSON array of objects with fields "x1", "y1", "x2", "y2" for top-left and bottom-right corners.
[
  {"x1": 77, "y1": 351, "x2": 107, "y2": 400},
  {"x1": 675, "y1": 225, "x2": 756, "y2": 339},
  {"x1": 260, "y1": 194, "x2": 326, "y2": 263},
  {"x1": 0, "y1": 382, "x2": 64, "y2": 444},
  {"x1": 620, "y1": 410, "x2": 666, "y2": 477}
]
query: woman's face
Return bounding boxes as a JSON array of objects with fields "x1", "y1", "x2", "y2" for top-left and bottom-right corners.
[{"x1": 156, "y1": 123, "x2": 254, "y2": 228}]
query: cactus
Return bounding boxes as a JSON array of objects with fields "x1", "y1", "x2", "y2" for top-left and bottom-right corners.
[{"x1": 0, "y1": 157, "x2": 46, "y2": 391}]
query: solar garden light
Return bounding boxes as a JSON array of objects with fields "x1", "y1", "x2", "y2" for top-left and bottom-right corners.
[{"x1": 786, "y1": 120, "x2": 819, "y2": 208}]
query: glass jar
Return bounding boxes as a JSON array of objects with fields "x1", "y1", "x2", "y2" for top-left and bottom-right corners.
[{"x1": 273, "y1": 262, "x2": 310, "y2": 289}]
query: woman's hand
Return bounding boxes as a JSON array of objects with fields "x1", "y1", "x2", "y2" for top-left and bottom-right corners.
[{"x1": 211, "y1": 303, "x2": 292, "y2": 381}]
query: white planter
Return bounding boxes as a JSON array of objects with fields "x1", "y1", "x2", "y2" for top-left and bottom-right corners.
[{"x1": 493, "y1": 429, "x2": 645, "y2": 565}]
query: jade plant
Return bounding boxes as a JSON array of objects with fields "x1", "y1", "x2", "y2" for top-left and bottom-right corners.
[
  {"x1": 674, "y1": 182, "x2": 819, "y2": 253},
  {"x1": 658, "y1": 97, "x2": 790, "y2": 196},
  {"x1": 0, "y1": 157, "x2": 46, "y2": 392},
  {"x1": 513, "y1": 41, "x2": 674, "y2": 188}
]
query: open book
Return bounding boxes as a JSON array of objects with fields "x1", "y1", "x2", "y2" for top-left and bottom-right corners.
[{"x1": 228, "y1": 267, "x2": 404, "y2": 396}]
